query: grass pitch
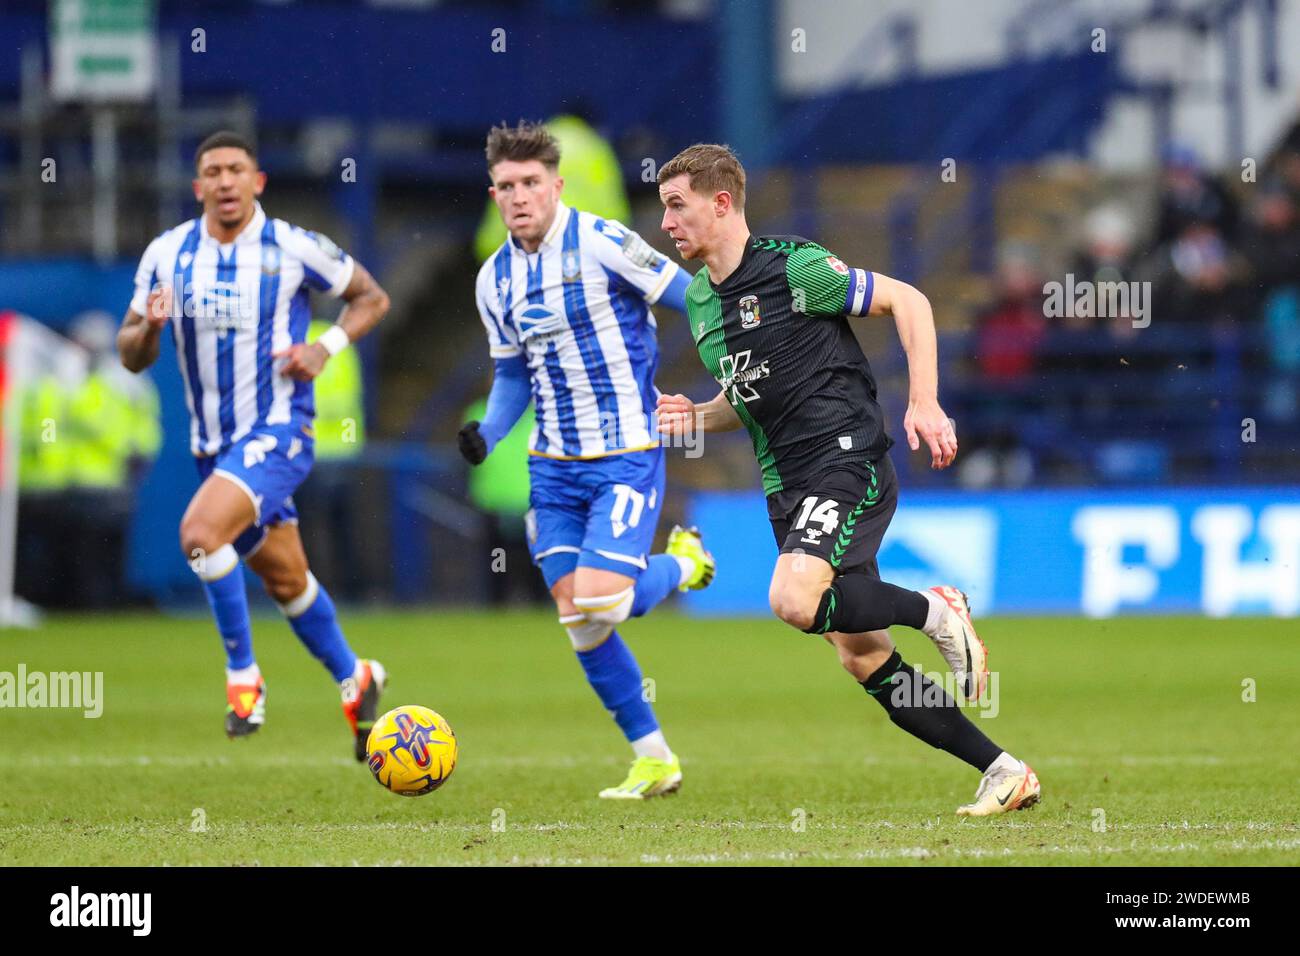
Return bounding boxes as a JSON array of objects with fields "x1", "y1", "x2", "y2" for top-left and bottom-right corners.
[{"x1": 1, "y1": 609, "x2": 1297, "y2": 866}]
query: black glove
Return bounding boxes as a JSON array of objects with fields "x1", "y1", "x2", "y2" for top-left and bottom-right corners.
[{"x1": 458, "y1": 420, "x2": 488, "y2": 465}]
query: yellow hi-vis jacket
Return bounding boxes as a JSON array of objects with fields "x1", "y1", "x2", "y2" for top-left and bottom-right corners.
[{"x1": 308, "y1": 319, "x2": 365, "y2": 460}]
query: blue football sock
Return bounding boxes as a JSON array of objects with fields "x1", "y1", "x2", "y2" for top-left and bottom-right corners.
[
  {"x1": 281, "y1": 573, "x2": 358, "y2": 682},
  {"x1": 575, "y1": 630, "x2": 659, "y2": 742},
  {"x1": 630, "y1": 554, "x2": 683, "y2": 618},
  {"x1": 196, "y1": 544, "x2": 254, "y2": 670}
]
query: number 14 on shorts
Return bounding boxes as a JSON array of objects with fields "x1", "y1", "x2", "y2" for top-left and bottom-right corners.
[{"x1": 793, "y1": 496, "x2": 840, "y2": 543}]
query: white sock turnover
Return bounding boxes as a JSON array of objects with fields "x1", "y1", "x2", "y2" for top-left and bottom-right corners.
[
  {"x1": 920, "y1": 588, "x2": 947, "y2": 636},
  {"x1": 226, "y1": 662, "x2": 261, "y2": 685},
  {"x1": 631, "y1": 729, "x2": 672, "y2": 761},
  {"x1": 984, "y1": 751, "x2": 1023, "y2": 776}
]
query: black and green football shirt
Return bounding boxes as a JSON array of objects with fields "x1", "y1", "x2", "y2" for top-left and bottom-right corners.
[{"x1": 686, "y1": 235, "x2": 892, "y2": 495}]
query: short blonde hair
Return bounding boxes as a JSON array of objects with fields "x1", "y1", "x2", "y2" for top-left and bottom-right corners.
[{"x1": 657, "y1": 143, "x2": 746, "y2": 210}]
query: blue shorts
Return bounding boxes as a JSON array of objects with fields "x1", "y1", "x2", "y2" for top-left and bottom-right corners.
[
  {"x1": 195, "y1": 420, "x2": 315, "y2": 557},
  {"x1": 526, "y1": 448, "x2": 666, "y2": 589}
]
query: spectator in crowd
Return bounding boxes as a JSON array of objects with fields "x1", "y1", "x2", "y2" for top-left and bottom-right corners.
[
  {"x1": 1240, "y1": 178, "x2": 1300, "y2": 297},
  {"x1": 1270, "y1": 122, "x2": 1300, "y2": 206},
  {"x1": 295, "y1": 318, "x2": 371, "y2": 603},
  {"x1": 975, "y1": 243, "x2": 1046, "y2": 382},
  {"x1": 1065, "y1": 204, "x2": 1145, "y2": 352},
  {"x1": 1074, "y1": 204, "x2": 1139, "y2": 290},
  {"x1": 16, "y1": 312, "x2": 160, "y2": 609},
  {"x1": 1154, "y1": 142, "x2": 1239, "y2": 246},
  {"x1": 15, "y1": 344, "x2": 77, "y2": 609},
  {"x1": 462, "y1": 393, "x2": 548, "y2": 606},
  {"x1": 1238, "y1": 180, "x2": 1300, "y2": 416},
  {"x1": 960, "y1": 245, "x2": 1045, "y2": 488},
  {"x1": 1156, "y1": 223, "x2": 1244, "y2": 328}
]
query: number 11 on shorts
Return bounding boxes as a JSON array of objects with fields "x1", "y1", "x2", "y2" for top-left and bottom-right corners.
[{"x1": 610, "y1": 484, "x2": 645, "y2": 538}]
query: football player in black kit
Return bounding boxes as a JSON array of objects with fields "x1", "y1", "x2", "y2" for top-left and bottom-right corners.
[{"x1": 655, "y1": 143, "x2": 1040, "y2": 817}]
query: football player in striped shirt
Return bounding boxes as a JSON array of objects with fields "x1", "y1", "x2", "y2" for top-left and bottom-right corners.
[
  {"x1": 118, "y1": 131, "x2": 391, "y2": 759},
  {"x1": 458, "y1": 121, "x2": 714, "y2": 799},
  {"x1": 655, "y1": 144, "x2": 1040, "y2": 816}
]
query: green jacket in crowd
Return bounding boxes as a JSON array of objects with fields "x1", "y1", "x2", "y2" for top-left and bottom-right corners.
[{"x1": 464, "y1": 396, "x2": 532, "y2": 517}]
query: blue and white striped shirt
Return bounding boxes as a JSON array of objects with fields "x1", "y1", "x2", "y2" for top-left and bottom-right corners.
[
  {"x1": 474, "y1": 202, "x2": 682, "y2": 459},
  {"x1": 130, "y1": 202, "x2": 355, "y2": 456}
]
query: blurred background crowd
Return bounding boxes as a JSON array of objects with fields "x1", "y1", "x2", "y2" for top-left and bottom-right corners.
[{"x1": 1, "y1": 0, "x2": 1298, "y2": 612}]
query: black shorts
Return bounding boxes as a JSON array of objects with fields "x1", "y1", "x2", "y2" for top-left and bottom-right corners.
[{"x1": 767, "y1": 455, "x2": 898, "y2": 578}]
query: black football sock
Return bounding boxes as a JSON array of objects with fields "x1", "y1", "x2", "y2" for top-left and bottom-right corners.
[
  {"x1": 859, "y1": 650, "x2": 1002, "y2": 772},
  {"x1": 805, "y1": 575, "x2": 929, "y2": 635}
]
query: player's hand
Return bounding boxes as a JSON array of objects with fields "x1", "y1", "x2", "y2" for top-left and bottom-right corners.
[
  {"x1": 656, "y1": 393, "x2": 696, "y2": 436},
  {"x1": 145, "y1": 285, "x2": 173, "y2": 330},
  {"x1": 274, "y1": 342, "x2": 329, "y2": 381},
  {"x1": 458, "y1": 421, "x2": 488, "y2": 465},
  {"x1": 905, "y1": 396, "x2": 957, "y2": 469}
]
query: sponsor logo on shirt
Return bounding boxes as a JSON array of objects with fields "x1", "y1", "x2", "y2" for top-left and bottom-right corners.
[
  {"x1": 515, "y1": 303, "x2": 568, "y2": 345},
  {"x1": 826, "y1": 255, "x2": 849, "y2": 275},
  {"x1": 621, "y1": 232, "x2": 666, "y2": 271},
  {"x1": 717, "y1": 349, "x2": 770, "y2": 403},
  {"x1": 309, "y1": 231, "x2": 346, "y2": 262}
]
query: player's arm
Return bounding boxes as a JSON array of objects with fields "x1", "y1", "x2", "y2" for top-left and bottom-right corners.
[
  {"x1": 119, "y1": 239, "x2": 168, "y2": 373},
  {"x1": 864, "y1": 271, "x2": 956, "y2": 470},
  {"x1": 785, "y1": 243, "x2": 956, "y2": 469},
  {"x1": 458, "y1": 355, "x2": 531, "y2": 465},
  {"x1": 118, "y1": 289, "x2": 170, "y2": 373},
  {"x1": 656, "y1": 390, "x2": 742, "y2": 435},
  {"x1": 278, "y1": 262, "x2": 390, "y2": 381},
  {"x1": 459, "y1": 274, "x2": 530, "y2": 465}
]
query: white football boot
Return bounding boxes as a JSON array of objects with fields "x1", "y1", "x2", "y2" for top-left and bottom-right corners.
[
  {"x1": 957, "y1": 759, "x2": 1041, "y2": 817},
  {"x1": 925, "y1": 586, "x2": 989, "y2": 701}
]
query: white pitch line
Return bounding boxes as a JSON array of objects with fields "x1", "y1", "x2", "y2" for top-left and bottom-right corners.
[
  {"x1": 0, "y1": 751, "x2": 1278, "y2": 769},
  {"x1": 3, "y1": 820, "x2": 1295, "y2": 837}
]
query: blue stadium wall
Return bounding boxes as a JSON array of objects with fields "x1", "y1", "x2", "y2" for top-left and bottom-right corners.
[{"x1": 684, "y1": 479, "x2": 1300, "y2": 617}]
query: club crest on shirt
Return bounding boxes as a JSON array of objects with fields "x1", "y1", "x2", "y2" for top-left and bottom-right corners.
[
  {"x1": 562, "y1": 249, "x2": 582, "y2": 283},
  {"x1": 261, "y1": 245, "x2": 280, "y2": 276},
  {"x1": 739, "y1": 294, "x2": 761, "y2": 329}
]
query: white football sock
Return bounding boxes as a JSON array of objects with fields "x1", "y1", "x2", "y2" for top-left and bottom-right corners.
[
  {"x1": 920, "y1": 588, "x2": 947, "y2": 636},
  {"x1": 631, "y1": 729, "x2": 672, "y2": 761},
  {"x1": 226, "y1": 662, "x2": 261, "y2": 685},
  {"x1": 984, "y1": 751, "x2": 1023, "y2": 776},
  {"x1": 672, "y1": 554, "x2": 695, "y2": 586}
]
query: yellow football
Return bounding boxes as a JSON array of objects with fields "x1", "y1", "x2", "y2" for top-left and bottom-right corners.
[{"x1": 365, "y1": 704, "x2": 458, "y2": 796}]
